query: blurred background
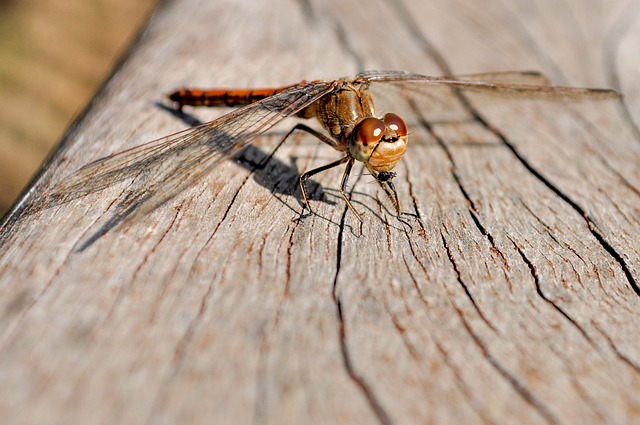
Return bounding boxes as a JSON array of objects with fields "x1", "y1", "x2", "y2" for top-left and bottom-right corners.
[{"x1": 0, "y1": 0, "x2": 157, "y2": 216}]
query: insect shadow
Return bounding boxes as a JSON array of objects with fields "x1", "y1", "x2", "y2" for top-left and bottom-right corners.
[
  {"x1": 155, "y1": 102, "x2": 332, "y2": 209},
  {"x1": 68, "y1": 104, "x2": 338, "y2": 251}
]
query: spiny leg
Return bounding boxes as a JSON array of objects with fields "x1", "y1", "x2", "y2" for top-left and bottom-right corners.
[
  {"x1": 284, "y1": 123, "x2": 362, "y2": 219},
  {"x1": 282, "y1": 123, "x2": 364, "y2": 221},
  {"x1": 380, "y1": 177, "x2": 400, "y2": 215},
  {"x1": 283, "y1": 123, "x2": 340, "y2": 148},
  {"x1": 338, "y1": 157, "x2": 363, "y2": 222},
  {"x1": 366, "y1": 164, "x2": 400, "y2": 216},
  {"x1": 299, "y1": 156, "x2": 350, "y2": 216},
  {"x1": 371, "y1": 167, "x2": 416, "y2": 228}
]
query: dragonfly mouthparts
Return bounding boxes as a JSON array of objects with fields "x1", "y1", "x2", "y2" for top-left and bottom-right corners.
[{"x1": 377, "y1": 171, "x2": 397, "y2": 182}]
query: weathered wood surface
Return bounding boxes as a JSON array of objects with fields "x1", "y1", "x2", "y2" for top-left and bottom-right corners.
[{"x1": 1, "y1": 0, "x2": 639, "y2": 423}]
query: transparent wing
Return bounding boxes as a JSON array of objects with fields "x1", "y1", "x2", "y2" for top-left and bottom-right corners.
[
  {"x1": 424, "y1": 70, "x2": 552, "y2": 85},
  {"x1": 358, "y1": 70, "x2": 621, "y2": 101},
  {"x1": 37, "y1": 80, "x2": 335, "y2": 218}
]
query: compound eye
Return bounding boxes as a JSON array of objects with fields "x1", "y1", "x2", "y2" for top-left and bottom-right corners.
[
  {"x1": 354, "y1": 117, "x2": 385, "y2": 146},
  {"x1": 383, "y1": 113, "x2": 408, "y2": 137}
]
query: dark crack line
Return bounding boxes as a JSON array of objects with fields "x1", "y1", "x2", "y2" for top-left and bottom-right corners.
[
  {"x1": 442, "y1": 139, "x2": 509, "y2": 269},
  {"x1": 184, "y1": 133, "x2": 291, "y2": 282},
  {"x1": 509, "y1": 238, "x2": 598, "y2": 348},
  {"x1": 388, "y1": 261, "x2": 497, "y2": 424},
  {"x1": 402, "y1": 89, "x2": 511, "y2": 272},
  {"x1": 71, "y1": 182, "x2": 130, "y2": 251},
  {"x1": 518, "y1": 196, "x2": 595, "y2": 282},
  {"x1": 455, "y1": 305, "x2": 560, "y2": 425},
  {"x1": 591, "y1": 320, "x2": 640, "y2": 374},
  {"x1": 401, "y1": 248, "x2": 430, "y2": 302},
  {"x1": 401, "y1": 161, "x2": 429, "y2": 238},
  {"x1": 253, "y1": 223, "x2": 297, "y2": 425},
  {"x1": 547, "y1": 344, "x2": 608, "y2": 422},
  {"x1": 433, "y1": 339, "x2": 497, "y2": 425},
  {"x1": 493, "y1": 127, "x2": 640, "y2": 297},
  {"x1": 106, "y1": 201, "x2": 185, "y2": 327},
  {"x1": 439, "y1": 229, "x2": 498, "y2": 333},
  {"x1": 334, "y1": 297, "x2": 393, "y2": 425},
  {"x1": 402, "y1": 241, "x2": 533, "y2": 423},
  {"x1": 519, "y1": 198, "x2": 562, "y2": 246},
  {"x1": 458, "y1": 73, "x2": 640, "y2": 300},
  {"x1": 384, "y1": 289, "x2": 497, "y2": 425},
  {"x1": 331, "y1": 207, "x2": 392, "y2": 425}
]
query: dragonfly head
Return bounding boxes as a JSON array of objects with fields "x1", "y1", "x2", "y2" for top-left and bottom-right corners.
[{"x1": 349, "y1": 113, "x2": 408, "y2": 172}]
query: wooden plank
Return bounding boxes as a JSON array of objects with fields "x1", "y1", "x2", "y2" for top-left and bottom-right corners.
[{"x1": 1, "y1": 0, "x2": 639, "y2": 424}]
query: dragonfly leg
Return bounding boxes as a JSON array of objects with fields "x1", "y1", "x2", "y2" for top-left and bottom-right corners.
[
  {"x1": 283, "y1": 123, "x2": 340, "y2": 148},
  {"x1": 299, "y1": 156, "x2": 351, "y2": 217},
  {"x1": 284, "y1": 123, "x2": 360, "y2": 218},
  {"x1": 369, "y1": 167, "x2": 417, "y2": 228},
  {"x1": 338, "y1": 157, "x2": 363, "y2": 222},
  {"x1": 366, "y1": 164, "x2": 401, "y2": 216},
  {"x1": 380, "y1": 178, "x2": 401, "y2": 215}
]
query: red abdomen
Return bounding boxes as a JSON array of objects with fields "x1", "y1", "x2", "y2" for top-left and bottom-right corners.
[{"x1": 168, "y1": 83, "x2": 303, "y2": 109}]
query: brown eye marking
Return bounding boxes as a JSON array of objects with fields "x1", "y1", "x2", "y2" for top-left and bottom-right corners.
[
  {"x1": 355, "y1": 117, "x2": 385, "y2": 146},
  {"x1": 383, "y1": 113, "x2": 408, "y2": 137}
]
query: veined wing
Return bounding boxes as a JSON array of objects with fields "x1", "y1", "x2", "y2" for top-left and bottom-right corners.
[
  {"x1": 38, "y1": 80, "x2": 335, "y2": 218},
  {"x1": 358, "y1": 70, "x2": 621, "y2": 101}
]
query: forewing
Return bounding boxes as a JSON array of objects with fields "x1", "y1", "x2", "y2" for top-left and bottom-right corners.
[
  {"x1": 359, "y1": 70, "x2": 620, "y2": 101},
  {"x1": 37, "y1": 80, "x2": 335, "y2": 217}
]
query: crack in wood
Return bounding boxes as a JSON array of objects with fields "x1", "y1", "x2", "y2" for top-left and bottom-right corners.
[
  {"x1": 518, "y1": 198, "x2": 562, "y2": 246},
  {"x1": 438, "y1": 229, "x2": 498, "y2": 333},
  {"x1": 454, "y1": 304, "x2": 560, "y2": 425},
  {"x1": 547, "y1": 343, "x2": 608, "y2": 422},
  {"x1": 333, "y1": 207, "x2": 393, "y2": 425},
  {"x1": 591, "y1": 320, "x2": 640, "y2": 374},
  {"x1": 404, "y1": 237, "x2": 557, "y2": 423},
  {"x1": 402, "y1": 95, "x2": 512, "y2": 275},
  {"x1": 432, "y1": 339, "x2": 497, "y2": 425},
  {"x1": 253, "y1": 237, "x2": 294, "y2": 424},
  {"x1": 334, "y1": 297, "x2": 393, "y2": 425},
  {"x1": 401, "y1": 162, "x2": 429, "y2": 238},
  {"x1": 140, "y1": 204, "x2": 185, "y2": 323},
  {"x1": 467, "y1": 107, "x2": 640, "y2": 299},
  {"x1": 509, "y1": 238, "x2": 598, "y2": 348},
  {"x1": 573, "y1": 113, "x2": 640, "y2": 196},
  {"x1": 382, "y1": 271, "x2": 498, "y2": 425}
]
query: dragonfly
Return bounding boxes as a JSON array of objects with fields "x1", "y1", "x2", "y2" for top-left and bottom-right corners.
[{"x1": 42, "y1": 70, "x2": 620, "y2": 224}]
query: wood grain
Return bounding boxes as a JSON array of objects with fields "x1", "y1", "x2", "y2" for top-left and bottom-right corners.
[{"x1": 1, "y1": 0, "x2": 639, "y2": 424}]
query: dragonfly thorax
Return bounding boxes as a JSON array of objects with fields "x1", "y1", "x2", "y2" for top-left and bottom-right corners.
[{"x1": 349, "y1": 113, "x2": 408, "y2": 172}]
